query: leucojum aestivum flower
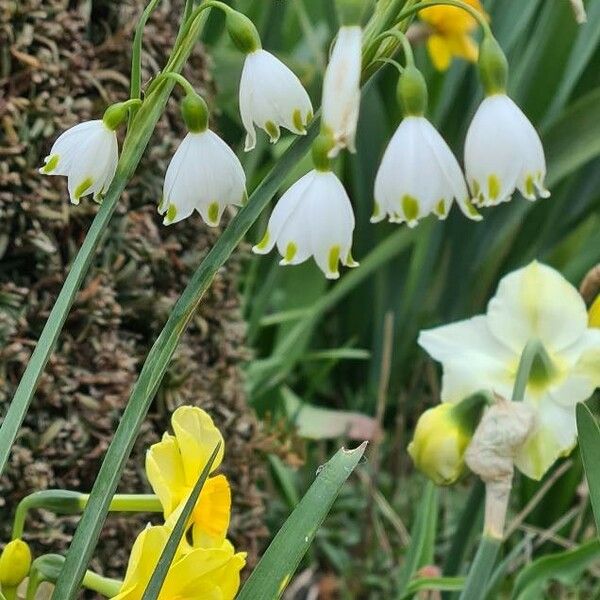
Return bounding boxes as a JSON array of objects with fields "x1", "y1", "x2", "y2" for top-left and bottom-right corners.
[{"x1": 1, "y1": 0, "x2": 587, "y2": 599}]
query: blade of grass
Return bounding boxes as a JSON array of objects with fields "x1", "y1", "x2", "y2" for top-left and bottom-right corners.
[
  {"x1": 396, "y1": 481, "x2": 439, "y2": 597},
  {"x1": 141, "y1": 443, "x2": 221, "y2": 600},
  {"x1": 576, "y1": 402, "x2": 600, "y2": 533},
  {"x1": 237, "y1": 443, "x2": 367, "y2": 600},
  {"x1": 401, "y1": 576, "x2": 465, "y2": 599},
  {"x1": 512, "y1": 539, "x2": 600, "y2": 600}
]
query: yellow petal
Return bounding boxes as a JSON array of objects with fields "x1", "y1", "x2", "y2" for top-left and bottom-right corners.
[
  {"x1": 145, "y1": 433, "x2": 187, "y2": 517},
  {"x1": 172, "y1": 406, "x2": 225, "y2": 484},
  {"x1": 192, "y1": 474, "x2": 232, "y2": 547},
  {"x1": 447, "y1": 34, "x2": 479, "y2": 62},
  {"x1": 589, "y1": 295, "x2": 600, "y2": 328},
  {"x1": 427, "y1": 35, "x2": 452, "y2": 71}
]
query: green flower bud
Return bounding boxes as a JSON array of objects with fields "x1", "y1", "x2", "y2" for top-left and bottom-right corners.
[
  {"x1": 225, "y1": 9, "x2": 261, "y2": 54},
  {"x1": 397, "y1": 66, "x2": 428, "y2": 117},
  {"x1": 408, "y1": 394, "x2": 487, "y2": 485},
  {"x1": 181, "y1": 92, "x2": 209, "y2": 133},
  {"x1": 478, "y1": 35, "x2": 508, "y2": 96},
  {"x1": 0, "y1": 539, "x2": 32, "y2": 587},
  {"x1": 102, "y1": 102, "x2": 129, "y2": 131}
]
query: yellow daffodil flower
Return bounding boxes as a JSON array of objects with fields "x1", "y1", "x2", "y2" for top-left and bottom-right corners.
[
  {"x1": 112, "y1": 525, "x2": 246, "y2": 600},
  {"x1": 419, "y1": 0, "x2": 486, "y2": 71},
  {"x1": 419, "y1": 262, "x2": 600, "y2": 480},
  {"x1": 146, "y1": 407, "x2": 230, "y2": 547},
  {"x1": 0, "y1": 538, "x2": 32, "y2": 588}
]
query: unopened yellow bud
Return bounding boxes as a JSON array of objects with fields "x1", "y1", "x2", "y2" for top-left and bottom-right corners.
[
  {"x1": 0, "y1": 539, "x2": 32, "y2": 587},
  {"x1": 408, "y1": 404, "x2": 472, "y2": 485},
  {"x1": 589, "y1": 295, "x2": 600, "y2": 328}
]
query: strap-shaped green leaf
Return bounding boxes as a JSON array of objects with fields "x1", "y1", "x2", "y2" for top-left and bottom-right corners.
[
  {"x1": 512, "y1": 539, "x2": 600, "y2": 600},
  {"x1": 237, "y1": 443, "x2": 366, "y2": 600},
  {"x1": 141, "y1": 442, "x2": 221, "y2": 600},
  {"x1": 576, "y1": 402, "x2": 600, "y2": 533}
]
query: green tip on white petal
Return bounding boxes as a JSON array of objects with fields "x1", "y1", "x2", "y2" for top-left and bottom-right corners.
[
  {"x1": 206, "y1": 202, "x2": 220, "y2": 227},
  {"x1": 163, "y1": 203, "x2": 177, "y2": 225},
  {"x1": 325, "y1": 245, "x2": 341, "y2": 279},
  {"x1": 279, "y1": 242, "x2": 297, "y2": 265},
  {"x1": 252, "y1": 230, "x2": 271, "y2": 254},
  {"x1": 264, "y1": 120, "x2": 281, "y2": 144},
  {"x1": 370, "y1": 201, "x2": 385, "y2": 223},
  {"x1": 73, "y1": 177, "x2": 93, "y2": 202},
  {"x1": 487, "y1": 174, "x2": 501, "y2": 202},
  {"x1": 40, "y1": 154, "x2": 59, "y2": 174},
  {"x1": 344, "y1": 251, "x2": 359, "y2": 268},
  {"x1": 402, "y1": 194, "x2": 420, "y2": 226}
]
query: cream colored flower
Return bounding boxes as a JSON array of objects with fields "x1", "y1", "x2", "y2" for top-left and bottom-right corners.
[{"x1": 419, "y1": 261, "x2": 600, "y2": 480}]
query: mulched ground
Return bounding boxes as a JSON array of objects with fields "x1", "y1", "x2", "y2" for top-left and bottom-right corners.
[{"x1": 0, "y1": 0, "x2": 267, "y2": 587}]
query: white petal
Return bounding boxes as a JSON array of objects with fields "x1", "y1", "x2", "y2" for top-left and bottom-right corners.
[
  {"x1": 322, "y1": 26, "x2": 362, "y2": 157},
  {"x1": 162, "y1": 131, "x2": 246, "y2": 226},
  {"x1": 239, "y1": 49, "x2": 313, "y2": 152},
  {"x1": 307, "y1": 171, "x2": 355, "y2": 278},
  {"x1": 419, "y1": 118, "x2": 481, "y2": 221},
  {"x1": 465, "y1": 95, "x2": 524, "y2": 206},
  {"x1": 253, "y1": 170, "x2": 316, "y2": 254},
  {"x1": 374, "y1": 117, "x2": 446, "y2": 226},
  {"x1": 63, "y1": 123, "x2": 118, "y2": 203},
  {"x1": 486, "y1": 261, "x2": 588, "y2": 354},
  {"x1": 418, "y1": 315, "x2": 516, "y2": 402},
  {"x1": 514, "y1": 399, "x2": 576, "y2": 480}
]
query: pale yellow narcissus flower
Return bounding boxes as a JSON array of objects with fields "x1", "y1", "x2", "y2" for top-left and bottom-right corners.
[
  {"x1": 419, "y1": 0, "x2": 486, "y2": 71},
  {"x1": 418, "y1": 262, "x2": 600, "y2": 481},
  {"x1": 112, "y1": 525, "x2": 246, "y2": 600},
  {"x1": 145, "y1": 406, "x2": 230, "y2": 548}
]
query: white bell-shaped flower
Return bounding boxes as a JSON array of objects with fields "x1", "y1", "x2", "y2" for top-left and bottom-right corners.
[
  {"x1": 321, "y1": 25, "x2": 362, "y2": 157},
  {"x1": 159, "y1": 130, "x2": 246, "y2": 227},
  {"x1": 39, "y1": 119, "x2": 118, "y2": 204},
  {"x1": 373, "y1": 116, "x2": 481, "y2": 226},
  {"x1": 252, "y1": 169, "x2": 357, "y2": 279},
  {"x1": 239, "y1": 49, "x2": 313, "y2": 152},
  {"x1": 465, "y1": 94, "x2": 549, "y2": 207}
]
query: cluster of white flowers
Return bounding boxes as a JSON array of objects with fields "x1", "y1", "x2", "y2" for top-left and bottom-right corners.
[{"x1": 39, "y1": 9, "x2": 549, "y2": 280}]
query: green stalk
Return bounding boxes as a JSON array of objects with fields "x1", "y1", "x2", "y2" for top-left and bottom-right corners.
[
  {"x1": 0, "y1": 6, "x2": 209, "y2": 482},
  {"x1": 511, "y1": 338, "x2": 555, "y2": 403},
  {"x1": 458, "y1": 536, "x2": 501, "y2": 600},
  {"x1": 12, "y1": 491, "x2": 162, "y2": 539}
]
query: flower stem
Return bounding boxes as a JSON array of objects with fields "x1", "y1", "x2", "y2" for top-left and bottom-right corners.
[
  {"x1": 458, "y1": 534, "x2": 502, "y2": 600},
  {"x1": 511, "y1": 338, "x2": 555, "y2": 403},
  {"x1": 12, "y1": 491, "x2": 162, "y2": 539}
]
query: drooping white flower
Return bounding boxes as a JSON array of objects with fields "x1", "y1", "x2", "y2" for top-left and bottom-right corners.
[
  {"x1": 252, "y1": 169, "x2": 357, "y2": 279},
  {"x1": 159, "y1": 130, "x2": 246, "y2": 227},
  {"x1": 39, "y1": 119, "x2": 118, "y2": 204},
  {"x1": 418, "y1": 261, "x2": 600, "y2": 480},
  {"x1": 321, "y1": 25, "x2": 362, "y2": 157},
  {"x1": 465, "y1": 94, "x2": 549, "y2": 207},
  {"x1": 239, "y1": 49, "x2": 313, "y2": 152},
  {"x1": 373, "y1": 116, "x2": 481, "y2": 226}
]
